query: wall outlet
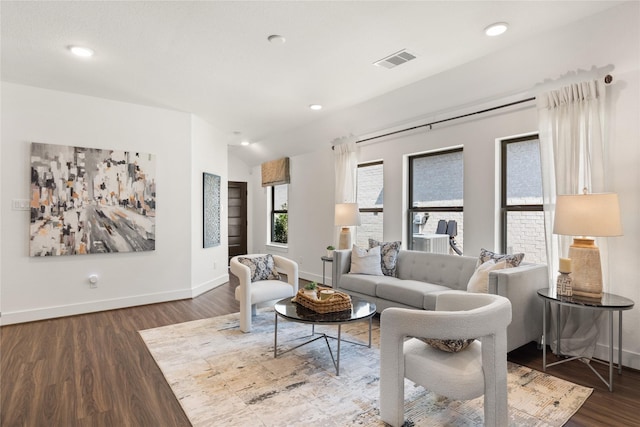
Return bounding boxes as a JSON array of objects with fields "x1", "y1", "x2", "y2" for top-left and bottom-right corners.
[
  {"x1": 11, "y1": 199, "x2": 30, "y2": 211},
  {"x1": 213, "y1": 261, "x2": 217, "y2": 270},
  {"x1": 89, "y1": 274, "x2": 98, "y2": 288}
]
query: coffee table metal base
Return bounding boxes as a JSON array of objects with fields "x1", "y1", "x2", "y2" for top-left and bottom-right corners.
[{"x1": 273, "y1": 313, "x2": 372, "y2": 376}]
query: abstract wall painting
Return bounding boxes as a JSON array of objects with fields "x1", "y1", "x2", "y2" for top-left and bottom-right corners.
[
  {"x1": 203, "y1": 172, "x2": 221, "y2": 248},
  {"x1": 30, "y1": 142, "x2": 157, "y2": 256}
]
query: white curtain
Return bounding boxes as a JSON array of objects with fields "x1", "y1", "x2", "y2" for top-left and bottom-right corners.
[
  {"x1": 537, "y1": 78, "x2": 608, "y2": 357},
  {"x1": 333, "y1": 136, "x2": 359, "y2": 246}
]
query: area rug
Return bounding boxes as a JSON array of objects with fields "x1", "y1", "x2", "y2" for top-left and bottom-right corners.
[{"x1": 139, "y1": 309, "x2": 592, "y2": 426}]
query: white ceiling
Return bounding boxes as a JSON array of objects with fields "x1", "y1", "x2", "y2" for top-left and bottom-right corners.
[{"x1": 1, "y1": 1, "x2": 623, "y2": 165}]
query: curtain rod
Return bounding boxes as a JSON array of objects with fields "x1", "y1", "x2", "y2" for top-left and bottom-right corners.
[
  {"x1": 332, "y1": 74, "x2": 613, "y2": 149},
  {"x1": 332, "y1": 97, "x2": 534, "y2": 149}
]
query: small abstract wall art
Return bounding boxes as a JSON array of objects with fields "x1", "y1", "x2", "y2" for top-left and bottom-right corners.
[
  {"x1": 30, "y1": 142, "x2": 157, "y2": 256},
  {"x1": 203, "y1": 172, "x2": 221, "y2": 248}
]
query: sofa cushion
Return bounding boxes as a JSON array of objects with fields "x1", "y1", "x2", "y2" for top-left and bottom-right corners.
[
  {"x1": 396, "y1": 251, "x2": 477, "y2": 290},
  {"x1": 467, "y1": 259, "x2": 508, "y2": 293},
  {"x1": 376, "y1": 279, "x2": 451, "y2": 308},
  {"x1": 369, "y1": 239, "x2": 401, "y2": 277},
  {"x1": 339, "y1": 274, "x2": 380, "y2": 297},
  {"x1": 340, "y1": 274, "x2": 408, "y2": 297},
  {"x1": 422, "y1": 290, "x2": 455, "y2": 310},
  {"x1": 350, "y1": 245, "x2": 384, "y2": 275}
]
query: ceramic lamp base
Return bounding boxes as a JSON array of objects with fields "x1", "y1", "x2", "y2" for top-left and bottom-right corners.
[
  {"x1": 338, "y1": 227, "x2": 352, "y2": 250},
  {"x1": 568, "y1": 238, "x2": 603, "y2": 299}
]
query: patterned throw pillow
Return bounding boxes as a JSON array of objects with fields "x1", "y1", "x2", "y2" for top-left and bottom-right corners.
[
  {"x1": 369, "y1": 239, "x2": 401, "y2": 277},
  {"x1": 477, "y1": 248, "x2": 524, "y2": 268},
  {"x1": 419, "y1": 338, "x2": 475, "y2": 353},
  {"x1": 237, "y1": 254, "x2": 280, "y2": 282}
]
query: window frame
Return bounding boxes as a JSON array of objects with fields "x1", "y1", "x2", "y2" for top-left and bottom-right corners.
[
  {"x1": 500, "y1": 134, "x2": 543, "y2": 254},
  {"x1": 270, "y1": 184, "x2": 288, "y2": 245},
  {"x1": 355, "y1": 160, "x2": 384, "y2": 246},
  {"x1": 407, "y1": 148, "x2": 463, "y2": 247},
  {"x1": 357, "y1": 160, "x2": 384, "y2": 216}
]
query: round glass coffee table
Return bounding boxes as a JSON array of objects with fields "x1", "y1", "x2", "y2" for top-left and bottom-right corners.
[{"x1": 273, "y1": 295, "x2": 376, "y2": 376}]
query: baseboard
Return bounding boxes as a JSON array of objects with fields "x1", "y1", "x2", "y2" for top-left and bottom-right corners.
[
  {"x1": 191, "y1": 273, "x2": 229, "y2": 298},
  {"x1": 299, "y1": 270, "x2": 331, "y2": 287},
  {"x1": 0, "y1": 288, "x2": 193, "y2": 326},
  {"x1": 1, "y1": 272, "x2": 233, "y2": 326},
  {"x1": 595, "y1": 342, "x2": 640, "y2": 371}
]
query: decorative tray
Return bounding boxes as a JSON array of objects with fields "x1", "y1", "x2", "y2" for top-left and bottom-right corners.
[{"x1": 292, "y1": 286, "x2": 352, "y2": 313}]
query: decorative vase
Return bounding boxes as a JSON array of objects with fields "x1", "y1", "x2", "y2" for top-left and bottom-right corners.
[
  {"x1": 556, "y1": 272, "x2": 573, "y2": 297},
  {"x1": 326, "y1": 250, "x2": 334, "y2": 258}
]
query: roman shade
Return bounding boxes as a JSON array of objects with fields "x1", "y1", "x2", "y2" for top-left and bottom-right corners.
[{"x1": 261, "y1": 157, "x2": 290, "y2": 187}]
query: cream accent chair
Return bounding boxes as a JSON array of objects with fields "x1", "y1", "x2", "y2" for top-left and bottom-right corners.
[
  {"x1": 230, "y1": 254, "x2": 299, "y2": 333},
  {"x1": 380, "y1": 291, "x2": 512, "y2": 427}
]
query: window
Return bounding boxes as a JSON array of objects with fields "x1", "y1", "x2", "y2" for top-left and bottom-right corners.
[
  {"x1": 408, "y1": 148, "x2": 463, "y2": 253},
  {"x1": 501, "y1": 135, "x2": 544, "y2": 263},
  {"x1": 356, "y1": 161, "x2": 383, "y2": 247},
  {"x1": 271, "y1": 184, "x2": 288, "y2": 244}
]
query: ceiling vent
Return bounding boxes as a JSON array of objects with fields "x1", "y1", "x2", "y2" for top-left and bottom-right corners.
[{"x1": 373, "y1": 49, "x2": 416, "y2": 69}]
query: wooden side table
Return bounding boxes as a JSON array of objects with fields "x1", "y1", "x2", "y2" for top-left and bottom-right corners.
[
  {"x1": 321, "y1": 256, "x2": 333, "y2": 287},
  {"x1": 537, "y1": 288, "x2": 634, "y2": 391}
]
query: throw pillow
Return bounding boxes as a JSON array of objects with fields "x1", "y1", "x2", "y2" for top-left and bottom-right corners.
[
  {"x1": 467, "y1": 259, "x2": 508, "y2": 293},
  {"x1": 419, "y1": 337, "x2": 475, "y2": 353},
  {"x1": 350, "y1": 244, "x2": 384, "y2": 276},
  {"x1": 368, "y1": 239, "x2": 401, "y2": 277},
  {"x1": 237, "y1": 254, "x2": 280, "y2": 282},
  {"x1": 477, "y1": 248, "x2": 524, "y2": 268}
]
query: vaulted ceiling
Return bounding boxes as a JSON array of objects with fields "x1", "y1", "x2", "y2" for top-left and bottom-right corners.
[{"x1": 1, "y1": 1, "x2": 623, "y2": 165}]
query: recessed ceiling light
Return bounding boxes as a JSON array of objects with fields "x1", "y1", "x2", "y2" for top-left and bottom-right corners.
[
  {"x1": 484, "y1": 22, "x2": 508, "y2": 37},
  {"x1": 240, "y1": 141, "x2": 250, "y2": 146},
  {"x1": 267, "y1": 34, "x2": 286, "y2": 44},
  {"x1": 309, "y1": 104, "x2": 323, "y2": 111},
  {"x1": 68, "y1": 45, "x2": 95, "y2": 58}
]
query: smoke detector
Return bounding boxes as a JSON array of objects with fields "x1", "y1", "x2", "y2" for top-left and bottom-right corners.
[{"x1": 373, "y1": 49, "x2": 416, "y2": 69}]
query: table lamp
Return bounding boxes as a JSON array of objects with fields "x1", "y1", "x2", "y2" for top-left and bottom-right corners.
[
  {"x1": 335, "y1": 203, "x2": 361, "y2": 250},
  {"x1": 553, "y1": 191, "x2": 622, "y2": 298}
]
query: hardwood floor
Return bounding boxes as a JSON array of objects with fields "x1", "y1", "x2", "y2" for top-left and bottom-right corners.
[
  {"x1": 2, "y1": 278, "x2": 639, "y2": 426},
  {"x1": 1, "y1": 282, "x2": 238, "y2": 427}
]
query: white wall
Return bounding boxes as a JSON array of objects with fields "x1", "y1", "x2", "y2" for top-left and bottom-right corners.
[
  {"x1": 247, "y1": 2, "x2": 640, "y2": 368},
  {"x1": 190, "y1": 116, "x2": 229, "y2": 296},
  {"x1": 228, "y1": 151, "x2": 253, "y2": 183},
  {"x1": 0, "y1": 83, "x2": 227, "y2": 324}
]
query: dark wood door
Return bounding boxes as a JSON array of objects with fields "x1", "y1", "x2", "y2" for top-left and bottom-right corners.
[{"x1": 227, "y1": 181, "x2": 247, "y2": 262}]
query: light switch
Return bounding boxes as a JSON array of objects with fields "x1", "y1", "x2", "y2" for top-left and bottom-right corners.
[{"x1": 12, "y1": 199, "x2": 30, "y2": 211}]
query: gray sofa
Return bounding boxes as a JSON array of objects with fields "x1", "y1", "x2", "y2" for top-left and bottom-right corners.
[{"x1": 332, "y1": 249, "x2": 547, "y2": 352}]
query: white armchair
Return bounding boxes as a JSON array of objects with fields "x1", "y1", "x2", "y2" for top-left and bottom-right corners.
[
  {"x1": 380, "y1": 291, "x2": 512, "y2": 427},
  {"x1": 230, "y1": 254, "x2": 298, "y2": 333}
]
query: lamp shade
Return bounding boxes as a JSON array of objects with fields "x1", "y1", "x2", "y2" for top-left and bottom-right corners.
[
  {"x1": 553, "y1": 193, "x2": 622, "y2": 237},
  {"x1": 335, "y1": 203, "x2": 361, "y2": 226}
]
